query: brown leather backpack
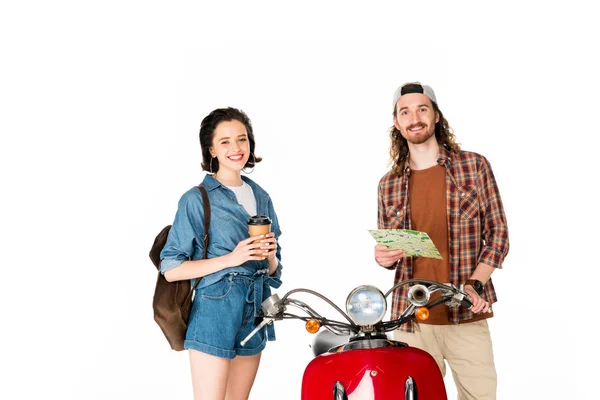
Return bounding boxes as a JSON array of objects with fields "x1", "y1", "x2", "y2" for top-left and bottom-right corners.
[{"x1": 149, "y1": 186, "x2": 210, "y2": 351}]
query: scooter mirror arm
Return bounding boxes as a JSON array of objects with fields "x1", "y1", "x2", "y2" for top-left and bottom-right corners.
[
  {"x1": 286, "y1": 298, "x2": 323, "y2": 318},
  {"x1": 284, "y1": 299, "x2": 356, "y2": 335},
  {"x1": 280, "y1": 288, "x2": 356, "y2": 326},
  {"x1": 281, "y1": 313, "x2": 356, "y2": 335}
]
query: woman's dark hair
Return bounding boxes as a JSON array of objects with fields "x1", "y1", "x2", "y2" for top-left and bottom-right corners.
[
  {"x1": 389, "y1": 100, "x2": 460, "y2": 176},
  {"x1": 199, "y1": 107, "x2": 262, "y2": 173}
]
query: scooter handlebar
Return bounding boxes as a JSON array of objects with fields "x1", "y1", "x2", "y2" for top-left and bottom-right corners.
[{"x1": 240, "y1": 280, "x2": 487, "y2": 346}]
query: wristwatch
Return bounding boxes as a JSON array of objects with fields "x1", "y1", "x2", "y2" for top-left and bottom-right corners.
[{"x1": 464, "y1": 279, "x2": 484, "y2": 296}]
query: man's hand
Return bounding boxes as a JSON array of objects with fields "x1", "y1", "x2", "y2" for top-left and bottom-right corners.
[
  {"x1": 374, "y1": 245, "x2": 406, "y2": 268},
  {"x1": 464, "y1": 285, "x2": 491, "y2": 313}
]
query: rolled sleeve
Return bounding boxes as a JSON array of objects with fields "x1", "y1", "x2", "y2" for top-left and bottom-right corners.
[
  {"x1": 477, "y1": 246, "x2": 505, "y2": 269},
  {"x1": 159, "y1": 189, "x2": 205, "y2": 275},
  {"x1": 160, "y1": 258, "x2": 185, "y2": 274},
  {"x1": 269, "y1": 259, "x2": 283, "y2": 283}
]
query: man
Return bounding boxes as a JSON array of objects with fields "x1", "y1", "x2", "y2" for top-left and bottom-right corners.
[{"x1": 375, "y1": 82, "x2": 509, "y2": 400}]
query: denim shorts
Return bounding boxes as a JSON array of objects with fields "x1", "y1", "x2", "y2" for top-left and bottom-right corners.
[{"x1": 184, "y1": 273, "x2": 267, "y2": 359}]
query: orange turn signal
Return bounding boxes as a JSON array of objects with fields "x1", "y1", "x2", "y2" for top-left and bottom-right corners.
[
  {"x1": 305, "y1": 318, "x2": 321, "y2": 333},
  {"x1": 415, "y1": 307, "x2": 430, "y2": 321}
]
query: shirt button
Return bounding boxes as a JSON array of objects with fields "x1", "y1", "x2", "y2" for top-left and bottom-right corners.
[
  {"x1": 396, "y1": 211, "x2": 401, "y2": 216},
  {"x1": 461, "y1": 192, "x2": 465, "y2": 197}
]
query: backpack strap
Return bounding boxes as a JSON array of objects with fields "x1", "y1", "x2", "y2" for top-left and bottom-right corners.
[{"x1": 191, "y1": 185, "x2": 210, "y2": 291}]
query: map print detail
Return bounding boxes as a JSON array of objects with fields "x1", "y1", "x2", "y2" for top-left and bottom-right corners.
[{"x1": 369, "y1": 229, "x2": 443, "y2": 259}]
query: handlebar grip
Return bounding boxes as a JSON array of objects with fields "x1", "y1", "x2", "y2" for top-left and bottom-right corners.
[
  {"x1": 460, "y1": 294, "x2": 492, "y2": 313},
  {"x1": 460, "y1": 297, "x2": 473, "y2": 309}
]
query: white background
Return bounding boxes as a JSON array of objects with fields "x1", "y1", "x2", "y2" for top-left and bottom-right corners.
[{"x1": 1, "y1": 1, "x2": 598, "y2": 399}]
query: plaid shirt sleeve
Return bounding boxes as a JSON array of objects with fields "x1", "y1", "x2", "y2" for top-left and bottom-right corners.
[{"x1": 476, "y1": 156, "x2": 509, "y2": 269}]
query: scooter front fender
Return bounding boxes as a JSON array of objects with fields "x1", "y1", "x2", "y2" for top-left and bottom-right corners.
[{"x1": 301, "y1": 346, "x2": 447, "y2": 400}]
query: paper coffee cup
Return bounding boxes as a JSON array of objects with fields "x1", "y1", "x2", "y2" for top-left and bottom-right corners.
[
  {"x1": 248, "y1": 215, "x2": 271, "y2": 237},
  {"x1": 248, "y1": 215, "x2": 272, "y2": 257}
]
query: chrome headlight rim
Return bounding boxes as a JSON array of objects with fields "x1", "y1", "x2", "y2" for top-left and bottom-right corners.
[{"x1": 345, "y1": 285, "x2": 387, "y2": 326}]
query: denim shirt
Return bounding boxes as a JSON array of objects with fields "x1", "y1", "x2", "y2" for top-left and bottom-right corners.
[{"x1": 160, "y1": 174, "x2": 283, "y2": 292}]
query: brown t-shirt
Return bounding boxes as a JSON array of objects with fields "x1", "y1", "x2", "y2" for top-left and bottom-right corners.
[
  {"x1": 409, "y1": 165, "x2": 451, "y2": 324},
  {"x1": 409, "y1": 164, "x2": 490, "y2": 324}
]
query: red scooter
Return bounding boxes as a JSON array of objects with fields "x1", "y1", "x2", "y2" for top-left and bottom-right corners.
[{"x1": 242, "y1": 279, "x2": 474, "y2": 399}]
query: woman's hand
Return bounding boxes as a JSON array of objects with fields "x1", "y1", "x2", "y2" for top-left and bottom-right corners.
[
  {"x1": 226, "y1": 235, "x2": 269, "y2": 267},
  {"x1": 258, "y1": 233, "x2": 280, "y2": 276},
  {"x1": 259, "y1": 232, "x2": 278, "y2": 261}
]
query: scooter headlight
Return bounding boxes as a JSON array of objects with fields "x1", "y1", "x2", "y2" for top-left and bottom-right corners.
[{"x1": 345, "y1": 285, "x2": 387, "y2": 326}]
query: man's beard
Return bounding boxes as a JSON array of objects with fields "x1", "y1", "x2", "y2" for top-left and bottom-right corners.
[{"x1": 403, "y1": 123, "x2": 436, "y2": 145}]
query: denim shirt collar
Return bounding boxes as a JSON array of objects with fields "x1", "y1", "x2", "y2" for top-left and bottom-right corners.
[
  {"x1": 201, "y1": 174, "x2": 263, "y2": 194},
  {"x1": 201, "y1": 174, "x2": 222, "y2": 191},
  {"x1": 200, "y1": 174, "x2": 272, "y2": 225}
]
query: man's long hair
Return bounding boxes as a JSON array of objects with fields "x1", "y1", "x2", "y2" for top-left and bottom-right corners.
[{"x1": 389, "y1": 101, "x2": 461, "y2": 176}]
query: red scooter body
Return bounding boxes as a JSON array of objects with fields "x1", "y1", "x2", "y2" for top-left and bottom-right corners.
[
  {"x1": 302, "y1": 345, "x2": 446, "y2": 399},
  {"x1": 241, "y1": 280, "x2": 472, "y2": 399}
]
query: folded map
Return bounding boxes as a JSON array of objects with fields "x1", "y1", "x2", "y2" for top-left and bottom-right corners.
[{"x1": 368, "y1": 229, "x2": 442, "y2": 259}]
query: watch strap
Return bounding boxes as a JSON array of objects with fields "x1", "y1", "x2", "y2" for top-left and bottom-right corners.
[{"x1": 465, "y1": 279, "x2": 484, "y2": 295}]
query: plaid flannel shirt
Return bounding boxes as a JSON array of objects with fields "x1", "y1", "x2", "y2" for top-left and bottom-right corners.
[{"x1": 377, "y1": 147, "x2": 509, "y2": 332}]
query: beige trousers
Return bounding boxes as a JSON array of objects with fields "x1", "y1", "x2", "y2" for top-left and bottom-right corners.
[{"x1": 393, "y1": 320, "x2": 496, "y2": 400}]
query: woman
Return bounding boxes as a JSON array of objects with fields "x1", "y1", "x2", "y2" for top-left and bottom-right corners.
[{"x1": 160, "y1": 107, "x2": 283, "y2": 399}]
